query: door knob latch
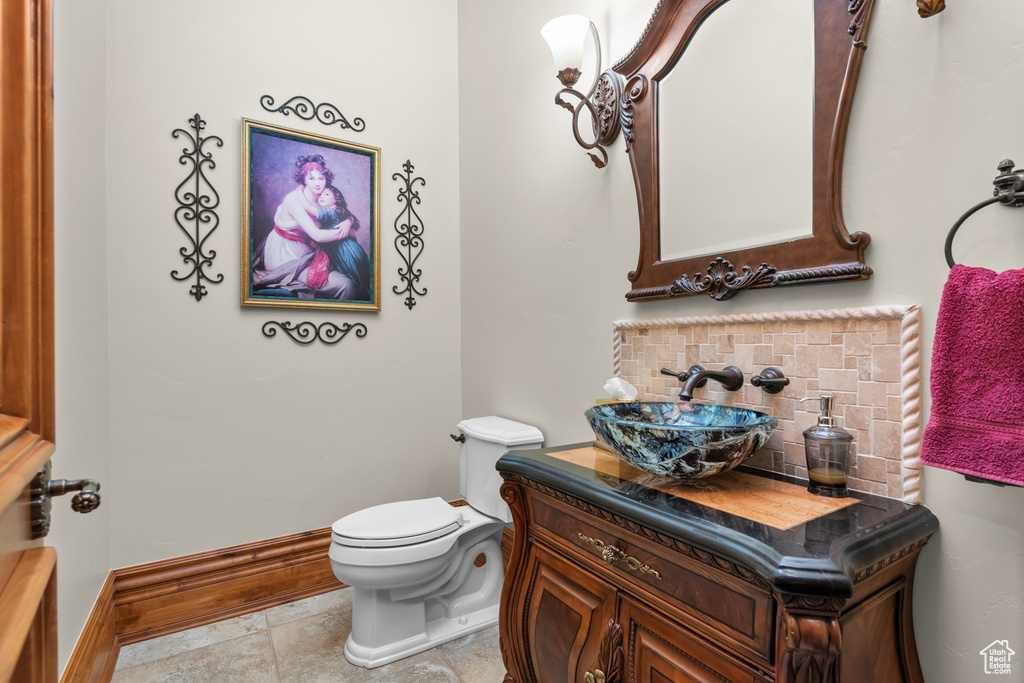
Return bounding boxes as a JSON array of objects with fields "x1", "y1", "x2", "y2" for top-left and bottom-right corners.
[{"x1": 30, "y1": 460, "x2": 101, "y2": 539}]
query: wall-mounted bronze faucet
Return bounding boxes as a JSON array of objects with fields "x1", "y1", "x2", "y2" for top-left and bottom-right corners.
[{"x1": 660, "y1": 365, "x2": 743, "y2": 402}]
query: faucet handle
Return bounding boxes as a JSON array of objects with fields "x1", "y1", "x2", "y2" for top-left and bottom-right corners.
[
  {"x1": 750, "y1": 367, "x2": 790, "y2": 394},
  {"x1": 660, "y1": 367, "x2": 688, "y2": 381},
  {"x1": 661, "y1": 365, "x2": 707, "y2": 388}
]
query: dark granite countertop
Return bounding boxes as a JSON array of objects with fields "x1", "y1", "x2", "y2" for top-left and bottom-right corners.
[{"x1": 497, "y1": 442, "x2": 939, "y2": 598}]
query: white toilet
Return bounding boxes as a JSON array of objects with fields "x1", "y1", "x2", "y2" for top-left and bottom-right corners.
[{"x1": 329, "y1": 416, "x2": 543, "y2": 669}]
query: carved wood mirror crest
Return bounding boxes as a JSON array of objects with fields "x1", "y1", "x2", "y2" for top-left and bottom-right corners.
[{"x1": 612, "y1": 0, "x2": 877, "y2": 302}]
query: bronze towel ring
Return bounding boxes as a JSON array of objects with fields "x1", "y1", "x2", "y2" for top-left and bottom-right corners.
[
  {"x1": 945, "y1": 159, "x2": 1024, "y2": 268},
  {"x1": 941, "y1": 158, "x2": 1024, "y2": 489}
]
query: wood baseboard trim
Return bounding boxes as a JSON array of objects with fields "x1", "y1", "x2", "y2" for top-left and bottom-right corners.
[
  {"x1": 63, "y1": 500, "x2": 516, "y2": 681},
  {"x1": 60, "y1": 571, "x2": 117, "y2": 683},
  {"x1": 113, "y1": 527, "x2": 340, "y2": 645}
]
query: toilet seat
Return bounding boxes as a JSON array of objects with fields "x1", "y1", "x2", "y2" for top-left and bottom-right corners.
[{"x1": 332, "y1": 497, "x2": 464, "y2": 548}]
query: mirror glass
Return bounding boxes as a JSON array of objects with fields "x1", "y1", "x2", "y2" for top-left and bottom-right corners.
[{"x1": 658, "y1": 0, "x2": 813, "y2": 262}]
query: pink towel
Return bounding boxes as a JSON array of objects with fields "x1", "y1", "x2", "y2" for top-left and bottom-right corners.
[{"x1": 921, "y1": 265, "x2": 1024, "y2": 485}]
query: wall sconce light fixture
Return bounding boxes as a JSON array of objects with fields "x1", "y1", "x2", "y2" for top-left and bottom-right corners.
[{"x1": 541, "y1": 15, "x2": 623, "y2": 168}]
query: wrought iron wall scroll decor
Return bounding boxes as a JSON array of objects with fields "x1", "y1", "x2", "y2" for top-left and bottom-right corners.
[
  {"x1": 260, "y1": 95, "x2": 366, "y2": 132},
  {"x1": 393, "y1": 160, "x2": 427, "y2": 310},
  {"x1": 171, "y1": 113, "x2": 224, "y2": 301},
  {"x1": 262, "y1": 321, "x2": 368, "y2": 345}
]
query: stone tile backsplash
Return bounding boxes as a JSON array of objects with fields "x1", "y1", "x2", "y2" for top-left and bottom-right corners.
[{"x1": 612, "y1": 307, "x2": 923, "y2": 502}]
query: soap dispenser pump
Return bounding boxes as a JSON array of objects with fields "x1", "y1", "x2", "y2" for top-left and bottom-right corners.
[{"x1": 799, "y1": 395, "x2": 854, "y2": 498}]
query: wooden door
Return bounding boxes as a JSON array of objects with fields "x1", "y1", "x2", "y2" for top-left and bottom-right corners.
[{"x1": 0, "y1": 0, "x2": 59, "y2": 681}]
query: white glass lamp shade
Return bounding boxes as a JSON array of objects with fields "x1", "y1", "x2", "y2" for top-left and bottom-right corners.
[{"x1": 541, "y1": 15, "x2": 592, "y2": 72}]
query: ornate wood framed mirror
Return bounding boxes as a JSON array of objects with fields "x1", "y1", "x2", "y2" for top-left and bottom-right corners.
[{"x1": 615, "y1": 0, "x2": 877, "y2": 302}]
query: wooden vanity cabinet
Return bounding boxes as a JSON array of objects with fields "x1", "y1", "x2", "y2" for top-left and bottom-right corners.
[
  {"x1": 496, "y1": 446, "x2": 938, "y2": 683},
  {"x1": 501, "y1": 480, "x2": 773, "y2": 683}
]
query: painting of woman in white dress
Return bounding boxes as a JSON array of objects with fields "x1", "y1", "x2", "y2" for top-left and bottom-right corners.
[{"x1": 241, "y1": 119, "x2": 380, "y2": 311}]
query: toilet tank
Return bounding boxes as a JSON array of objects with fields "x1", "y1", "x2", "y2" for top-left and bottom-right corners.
[{"x1": 457, "y1": 417, "x2": 543, "y2": 524}]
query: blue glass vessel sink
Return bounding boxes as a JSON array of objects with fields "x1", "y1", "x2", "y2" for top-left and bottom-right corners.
[{"x1": 585, "y1": 402, "x2": 777, "y2": 479}]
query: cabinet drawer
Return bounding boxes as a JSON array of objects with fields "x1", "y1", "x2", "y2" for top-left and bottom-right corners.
[
  {"x1": 528, "y1": 493, "x2": 774, "y2": 667},
  {"x1": 621, "y1": 595, "x2": 772, "y2": 683}
]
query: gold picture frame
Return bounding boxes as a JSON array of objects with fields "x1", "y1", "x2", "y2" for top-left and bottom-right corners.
[{"x1": 241, "y1": 118, "x2": 381, "y2": 311}]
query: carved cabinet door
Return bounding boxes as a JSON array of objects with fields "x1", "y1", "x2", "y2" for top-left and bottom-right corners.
[
  {"x1": 620, "y1": 597, "x2": 769, "y2": 683},
  {"x1": 519, "y1": 542, "x2": 619, "y2": 683}
]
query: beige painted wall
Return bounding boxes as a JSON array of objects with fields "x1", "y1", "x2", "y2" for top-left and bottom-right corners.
[
  {"x1": 458, "y1": 1, "x2": 1024, "y2": 682},
  {"x1": 101, "y1": 0, "x2": 463, "y2": 566},
  {"x1": 52, "y1": 0, "x2": 112, "y2": 669},
  {"x1": 52, "y1": 0, "x2": 463, "y2": 670}
]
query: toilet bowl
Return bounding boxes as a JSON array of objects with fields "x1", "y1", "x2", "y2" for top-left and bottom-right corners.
[{"x1": 329, "y1": 416, "x2": 543, "y2": 668}]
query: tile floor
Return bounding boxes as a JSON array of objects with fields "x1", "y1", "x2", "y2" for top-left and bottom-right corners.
[{"x1": 111, "y1": 588, "x2": 506, "y2": 683}]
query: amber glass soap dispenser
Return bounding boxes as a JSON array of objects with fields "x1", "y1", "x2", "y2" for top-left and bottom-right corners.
[{"x1": 800, "y1": 395, "x2": 853, "y2": 498}]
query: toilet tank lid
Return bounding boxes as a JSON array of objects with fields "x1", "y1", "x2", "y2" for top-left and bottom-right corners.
[{"x1": 457, "y1": 416, "x2": 543, "y2": 447}]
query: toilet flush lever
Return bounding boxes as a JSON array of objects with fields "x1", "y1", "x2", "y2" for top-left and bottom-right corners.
[
  {"x1": 450, "y1": 433, "x2": 466, "y2": 443},
  {"x1": 30, "y1": 460, "x2": 102, "y2": 539}
]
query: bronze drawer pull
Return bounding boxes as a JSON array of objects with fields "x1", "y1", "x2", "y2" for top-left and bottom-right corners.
[
  {"x1": 584, "y1": 669, "x2": 607, "y2": 683},
  {"x1": 577, "y1": 532, "x2": 662, "y2": 580}
]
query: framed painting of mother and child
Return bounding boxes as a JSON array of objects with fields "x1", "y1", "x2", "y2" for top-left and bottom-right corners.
[{"x1": 241, "y1": 119, "x2": 381, "y2": 311}]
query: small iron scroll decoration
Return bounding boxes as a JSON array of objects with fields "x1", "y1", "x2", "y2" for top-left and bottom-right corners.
[
  {"x1": 171, "y1": 113, "x2": 223, "y2": 301},
  {"x1": 262, "y1": 321, "x2": 368, "y2": 345},
  {"x1": 393, "y1": 160, "x2": 427, "y2": 310},
  {"x1": 260, "y1": 95, "x2": 366, "y2": 132}
]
